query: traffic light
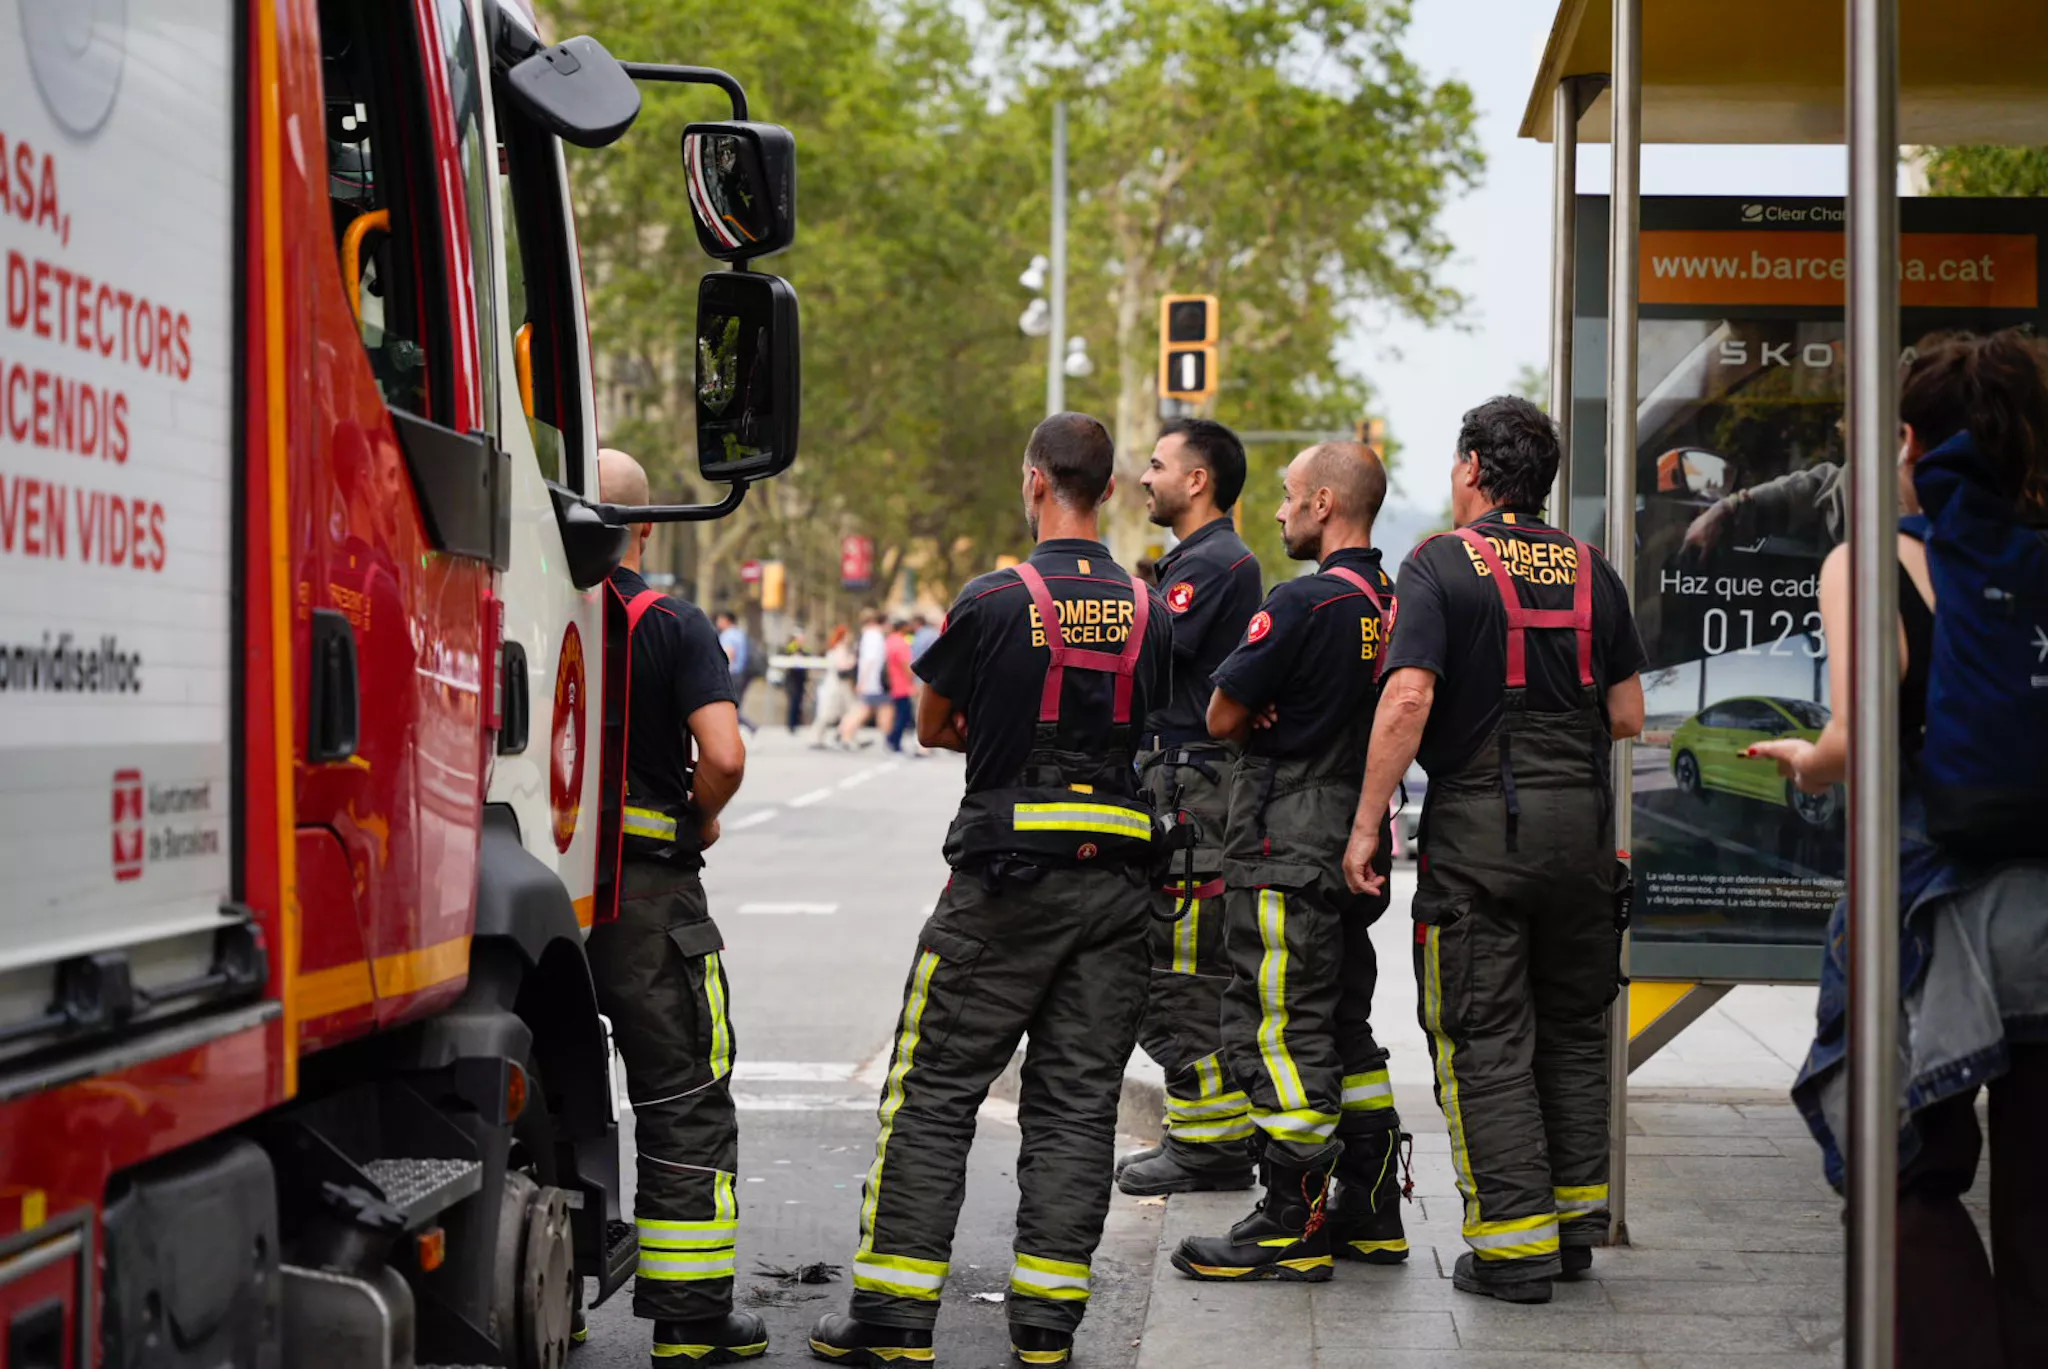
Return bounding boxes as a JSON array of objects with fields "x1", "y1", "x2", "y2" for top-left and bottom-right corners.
[
  {"x1": 1159, "y1": 294, "x2": 1219, "y2": 402},
  {"x1": 1353, "y1": 417, "x2": 1387, "y2": 447}
]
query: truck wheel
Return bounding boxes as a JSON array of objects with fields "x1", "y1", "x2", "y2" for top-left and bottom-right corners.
[{"x1": 518, "y1": 1185, "x2": 576, "y2": 1369}]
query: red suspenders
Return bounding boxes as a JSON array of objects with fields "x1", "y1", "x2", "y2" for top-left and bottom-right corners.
[
  {"x1": 1009, "y1": 560, "x2": 1151, "y2": 725},
  {"x1": 1322, "y1": 563, "x2": 1392, "y2": 682},
  {"x1": 1451, "y1": 528, "x2": 1595, "y2": 690},
  {"x1": 598, "y1": 584, "x2": 681, "y2": 923}
]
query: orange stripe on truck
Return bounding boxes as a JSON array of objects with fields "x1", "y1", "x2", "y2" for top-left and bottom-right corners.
[{"x1": 297, "y1": 937, "x2": 472, "y2": 1021}]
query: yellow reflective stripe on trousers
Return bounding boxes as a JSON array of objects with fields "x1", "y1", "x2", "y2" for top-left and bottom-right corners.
[
  {"x1": 624, "y1": 806, "x2": 679, "y2": 840},
  {"x1": 1423, "y1": 926, "x2": 1483, "y2": 1230},
  {"x1": 1341, "y1": 1069, "x2": 1395, "y2": 1112},
  {"x1": 1010, "y1": 1252, "x2": 1090, "y2": 1302},
  {"x1": 1170, "y1": 895, "x2": 1201, "y2": 974},
  {"x1": 639, "y1": 1245, "x2": 736, "y2": 1280},
  {"x1": 1554, "y1": 1184, "x2": 1609, "y2": 1216},
  {"x1": 859, "y1": 950, "x2": 941, "y2": 1257},
  {"x1": 1255, "y1": 890, "x2": 1308, "y2": 1112},
  {"x1": 1171, "y1": 1116, "x2": 1257, "y2": 1143},
  {"x1": 1011, "y1": 803, "x2": 1151, "y2": 838},
  {"x1": 637, "y1": 1215, "x2": 739, "y2": 1250},
  {"x1": 1249, "y1": 1104, "x2": 1339, "y2": 1146},
  {"x1": 1466, "y1": 1212, "x2": 1560, "y2": 1260},
  {"x1": 853, "y1": 1250, "x2": 949, "y2": 1301},
  {"x1": 703, "y1": 952, "x2": 732, "y2": 1081},
  {"x1": 1192, "y1": 1053, "x2": 1223, "y2": 1100},
  {"x1": 1166, "y1": 1091, "x2": 1250, "y2": 1121}
]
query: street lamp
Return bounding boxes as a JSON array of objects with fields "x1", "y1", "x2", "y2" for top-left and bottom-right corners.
[
  {"x1": 1012, "y1": 102, "x2": 1081, "y2": 417},
  {"x1": 1063, "y1": 336, "x2": 1093, "y2": 378}
]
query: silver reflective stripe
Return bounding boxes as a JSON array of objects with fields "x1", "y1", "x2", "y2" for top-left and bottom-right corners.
[
  {"x1": 1467, "y1": 1221, "x2": 1559, "y2": 1252},
  {"x1": 1341, "y1": 1079, "x2": 1393, "y2": 1106},
  {"x1": 853, "y1": 1253, "x2": 947, "y2": 1292}
]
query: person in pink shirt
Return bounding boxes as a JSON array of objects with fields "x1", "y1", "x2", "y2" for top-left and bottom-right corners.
[{"x1": 884, "y1": 618, "x2": 920, "y2": 754}]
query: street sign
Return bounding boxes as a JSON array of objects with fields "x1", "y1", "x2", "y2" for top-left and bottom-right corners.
[
  {"x1": 840, "y1": 535, "x2": 874, "y2": 591},
  {"x1": 740, "y1": 559, "x2": 764, "y2": 585}
]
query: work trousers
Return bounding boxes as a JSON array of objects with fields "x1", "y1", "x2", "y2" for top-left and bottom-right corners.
[
  {"x1": 1897, "y1": 1043, "x2": 2048, "y2": 1368},
  {"x1": 1218, "y1": 839, "x2": 1398, "y2": 1169},
  {"x1": 1136, "y1": 747, "x2": 1250, "y2": 1147},
  {"x1": 585, "y1": 860, "x2": 740, "y2": 1321},
  {"x1": 1413, "y1": 748, "x2": 1620, "y2": 1276},
  {"x1": 850, "y1": 863, "x2": 1152, "y2": 1334}
]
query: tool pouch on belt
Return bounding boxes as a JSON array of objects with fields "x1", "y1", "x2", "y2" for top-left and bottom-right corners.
[
  {"x1": 1140, "y1": 743, "x2": 1233, "y2": 881},
  {"x1": 942, "y1": 783, "x2": 1158, "y2": 872}
]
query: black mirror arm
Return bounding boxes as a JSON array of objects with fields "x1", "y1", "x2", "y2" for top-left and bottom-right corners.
[
  {"x1": 594, "y1": 480, "x2": 750, "y2": 525},
  {"x1": 620, "y1": 63, "x2": 749, "y2": 120}
]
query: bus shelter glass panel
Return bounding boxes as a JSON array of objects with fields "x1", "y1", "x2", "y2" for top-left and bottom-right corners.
[{"x1": 1570, "y1": 194, "x2": 2048, "y2": 982}]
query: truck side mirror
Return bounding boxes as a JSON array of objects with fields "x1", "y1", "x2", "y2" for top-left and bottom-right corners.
[
  {"x1": 681, "y1": 122, "x2": 796, "y2": 261},
  {"x1": 696, "y1": 271, "x2": 799, "y2": 484},
  {"x1": 505, "y1": 35, "x2": 641, "y2": 148},
  {"x1": 549, "y1": 485, "x2": 632, "y2": 588}
]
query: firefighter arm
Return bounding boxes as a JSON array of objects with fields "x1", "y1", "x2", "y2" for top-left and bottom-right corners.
[
  {"x1": 1344, "y1": 668, "x2": 1434, "y2": 896},
  {"x1": 1205, "y1": 687, "x2": 1256, "y2": 744},
  {"x1": 1607, "y1": 674, "x2": 1646, "y2": 740},
  {"x1": 917, "y1": 686, "x2": 967, "y2": 752},
  {"x1": 688, "y1": 701, "x2": 746, "y2": 827}
]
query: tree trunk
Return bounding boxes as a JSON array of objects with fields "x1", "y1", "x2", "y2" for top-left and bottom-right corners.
[{"x1": 1109, "y1": 233, "x2": 1158, "y2": 565}]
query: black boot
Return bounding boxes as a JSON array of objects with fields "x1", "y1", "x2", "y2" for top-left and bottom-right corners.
[
  {"x1": 1169, "y1": 1158, "x2": 1335, "y2": 1282},
  {"x1": 652, "y1": 1311, "x2": 769, "y2": 1365},
  {"x1": 1112, "y1": 1143, "x2": 1161, "y2": 1181},
  {"x1": 807, "y1": 1313, "x2": 935, "y2": 1366},
  {"x1": 1452, "y1": 1251, "x2": 1554, "y2": 1305},
  {"x1": 1559, "y1": 1245, "x2": 1594, "y2": 1280},
  {"x1": 1116, "y1": 1134, "x2": 1255, "y2": 1197},
  {"x1": 1329, "y1": 1130, "x2": 1410, "y2": 1265},
  {"x1": 1011, "y1": 1324, "x2": 1074, "y2": 1365}
]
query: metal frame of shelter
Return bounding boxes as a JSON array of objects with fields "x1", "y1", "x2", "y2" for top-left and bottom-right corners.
[{"x1": 1522, "y1": 2, "x2": 2048, "y2": 1363}]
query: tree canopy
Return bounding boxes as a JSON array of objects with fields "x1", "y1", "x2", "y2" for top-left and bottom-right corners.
[{"x1": 545, "y1": 0, "x2": 1477, "y2": 614}]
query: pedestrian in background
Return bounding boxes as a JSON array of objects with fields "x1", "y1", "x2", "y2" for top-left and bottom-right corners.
[
  {"x1": 716, "y1": 610, "x2": 757, "y2": 734},
  {"x1": 782, "y1": 630, "x2": 810, "y2": 734},
  {"x1": 843, "y1": 610, "x2": 889, "y2": 747},
  {"x1": 1342, "y1": 396, "x2": 1645, "y2": 1305},
  {"x1": 909, "y1": 613, "x2": 939, "y2": 664},
  {"x1": 1755, "y1": 329, "x2": 2048, "y2": 1368},
  {"x1": 810, "y1": 625, "x2": 857, "y2": 749},
  {"x1": 885, "y1": 617, "x2": 918, "y2": 754}
]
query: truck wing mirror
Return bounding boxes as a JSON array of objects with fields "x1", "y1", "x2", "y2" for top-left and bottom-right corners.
[
  {"x1": 504, "y1": 35, "x2": 641, "y2": 148},
  {"x1": 548, "y1": 485, "x2": 632, "y2": 589},
  {"x1": 681, "y1": 122, "x2": 796, "y2": 261},
  {"x1": 695, "y1": 270, "x2": 799, "y2": 484}
]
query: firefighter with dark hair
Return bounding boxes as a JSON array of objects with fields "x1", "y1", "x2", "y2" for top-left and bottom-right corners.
[
  {"x1": 810, "y1": 413, "x2": 1174, "y2": 1368},
  {"x1": 1119, "y1": 416, "x2": 1265, "y2": 1197},
  {"x1": 588, "y1": 449, "x2": 764, "y2": 1363},
  {"x1": 1342, "y1": 397, "x2": 1646, "y2": 1305},
  {"x1": 1170, "y1": 441, "x2": 1408, "y2": 1283}
]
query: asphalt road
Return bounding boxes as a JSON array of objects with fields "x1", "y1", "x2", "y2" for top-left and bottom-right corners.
[{"x1": 575, "y1": 728, "x2": 1160, "y2": 1369}]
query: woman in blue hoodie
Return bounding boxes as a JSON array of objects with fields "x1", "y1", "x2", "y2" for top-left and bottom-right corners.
[{"x1": 1755, "y1": 328, "x2": 2048, "y2": 1368}]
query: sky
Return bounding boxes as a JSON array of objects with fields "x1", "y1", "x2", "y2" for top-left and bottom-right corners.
[{"x1": 1357, "y1": 0, "x2": 1852, "y2": 525}]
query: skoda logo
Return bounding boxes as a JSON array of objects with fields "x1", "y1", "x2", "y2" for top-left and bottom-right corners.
[{"x1": 19, "y1": 0, "x2": 128, "y2": 137}]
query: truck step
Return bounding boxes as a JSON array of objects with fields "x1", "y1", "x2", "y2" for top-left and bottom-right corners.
[{"x1": 361, "y1": 1157, "x2": 483, "y2": 1229}]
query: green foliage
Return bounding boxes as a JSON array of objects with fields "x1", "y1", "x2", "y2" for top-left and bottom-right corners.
[
  {"x1": 547, "y1": 0, "x2": 1477, "y2": 609},
  {"x1": 1924, "y1": 147, "x2": 2048, "y2": 198}
]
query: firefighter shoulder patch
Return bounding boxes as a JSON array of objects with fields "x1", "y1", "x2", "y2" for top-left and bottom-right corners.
[
  {"x1": 1167, "y1": 580, "x2": 1195, "y2": 614},
  {"x1": 1246, "y1": 610, "x2": 1272, "y2": 643}
]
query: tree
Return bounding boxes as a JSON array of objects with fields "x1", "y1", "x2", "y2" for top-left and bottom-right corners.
[
  {"x1": 1923, "y1": 147, "x2": 2048, "y2": 198},
  {"x1": 989, "y1": 0, "x2": 1482, "y2": 561}
]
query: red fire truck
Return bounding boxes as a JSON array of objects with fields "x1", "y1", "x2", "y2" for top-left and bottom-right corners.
[{"x1": 0, "y1": 0, "x2": 798, "y2": 1364}]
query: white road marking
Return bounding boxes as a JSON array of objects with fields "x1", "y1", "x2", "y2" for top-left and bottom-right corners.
[
  {"x1": 735, "y1": 902, "x2": 838, "y2": 916},
  {"x1": 789, "y1": 787, "x2": 834, "y2": 808},
  {"x1": 733, "y1": 1062, "x2": 857, "y2": 1082},
  {"x1": 732, "y1": 1093, "x2": 879, "y2": 1112},
  {"x1": 726, "y1": 809, "x2": 778, "y2": 831},
  {"x1": 837, "y1": 765, "x2": 885, "y2": 790}
]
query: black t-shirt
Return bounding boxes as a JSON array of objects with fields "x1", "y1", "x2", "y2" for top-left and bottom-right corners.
[
  {"x1": 610, "y1": 566, "x2": 739, "y2": 807},
  {"x1": 916, "y1": 539, "x2": 1174, "y2": 795},
  {"x1": 1383, "y1": 508, "x2": 1647, "y2": 778},
  {"x1": 1210, "y1": 546, "x2": 1395, "y2": 760},
  {"x1": 1144, "y1": 516, "x2": 1263, "y2": 742}
]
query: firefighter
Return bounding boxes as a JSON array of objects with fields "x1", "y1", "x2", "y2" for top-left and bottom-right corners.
[
  {"x1": 809, "y1": 413, "x2": 1173, "y2": 1369},
  {"x1": 1341, "y1": 396, "x2": 1645, "y2": 1305},
  {"x1": 589, "y1": 449, "x2": 767, "y2": 1363},
  {"x1": 1120, "y1": 417, "x2": 1265, "y2": 1197},
  {"x1": 1170, "y1": 441, "x2": 1408, "y2": 1284}
]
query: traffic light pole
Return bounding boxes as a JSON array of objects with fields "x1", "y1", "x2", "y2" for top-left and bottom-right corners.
[{"x1": 1046, "y1": 101, "x2": 1068, "y2": 418}]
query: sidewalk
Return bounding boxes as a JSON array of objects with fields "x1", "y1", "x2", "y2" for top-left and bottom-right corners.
[{"x1": 1127, "y1": 867, "x2": 1861, "y2": 1369}]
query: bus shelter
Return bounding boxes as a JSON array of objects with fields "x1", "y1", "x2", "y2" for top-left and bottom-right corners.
[{"x1": 1521, "y1": 3, "x2": 2046, "y2": 1363}]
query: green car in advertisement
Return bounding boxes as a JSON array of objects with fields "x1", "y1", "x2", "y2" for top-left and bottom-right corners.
[{"x1": 1669, "y1": 695, "x2": 1840, "y2": 829}]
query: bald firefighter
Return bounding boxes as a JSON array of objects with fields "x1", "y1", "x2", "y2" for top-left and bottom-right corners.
[
  {"x1": 590, "y1": 449, "x2": 765, "y2": 1363},
  {"x1": 1171, "y1": 442, "x2": 1408, "y2": 1282},
  {"x1": 1343, "y1": 397, "x2": 1645, "y2": 1304},
  {"x1": 810, "y1": 414, "x2": 1173, "y2": 1368}
]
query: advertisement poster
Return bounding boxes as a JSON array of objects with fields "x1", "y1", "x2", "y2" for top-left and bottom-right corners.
[{"x1": 1576, "y1": 197, "x2": 2048, "y2": 969}]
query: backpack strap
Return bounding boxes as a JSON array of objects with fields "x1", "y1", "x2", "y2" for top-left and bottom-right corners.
[
  {"x1": 1322, "y1": 564, "x2": 1394, "y2": 682},
  {"x1": 1012, "y1": 560, "x2": 1151, "y2": 724},
  {"x1": 1452, "y1": 529, "x2": 1595, "y2": 689}
]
